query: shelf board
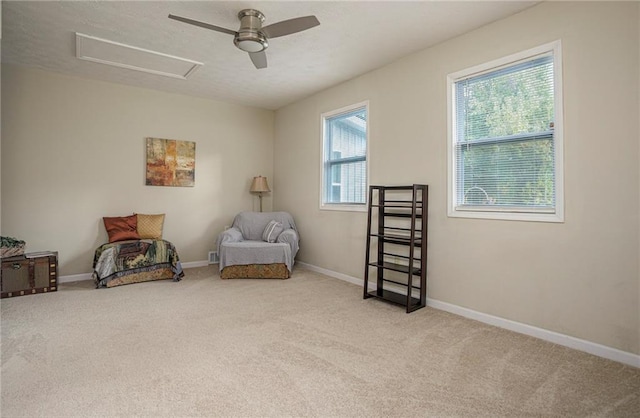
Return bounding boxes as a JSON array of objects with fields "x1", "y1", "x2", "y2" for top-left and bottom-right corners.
[
  {"x1": 383, "y1": 251, "x2": 407, "y2": 257},
  {"x1": 368, "y1": 261, "x2": 421, "y2": 276},
  {"x1": 382, "y1": 226, "x2": 422, "y2": 233},
  {"x1": 370, "y1": 185, "x2": 427, "y2": 191},
  {"x1": 383, "y1": 227, "x2": 416, "y2": 232},
  {"x1": 381, "y1": 277, "x2": 422, "y2": 290},
  {"x1": 372, "y1": 203, "x2": 424, "y2": 209},
  {"x1": 365, "y1": 289, "x2": 424, "y2": 312},
  {"x1": 370, "y1": 233, "x2": 423, "y2": 247},
  {"x1": 382, "y1": 212, "x2": 423, "y2": 218}
]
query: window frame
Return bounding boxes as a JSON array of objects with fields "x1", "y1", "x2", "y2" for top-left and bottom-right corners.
[
  {"x1": 320, "y1": 100, "x2": 370, "y2": 212},
  {"x1": 446, "y1": 40, "x2": 564, "y2": 223}
]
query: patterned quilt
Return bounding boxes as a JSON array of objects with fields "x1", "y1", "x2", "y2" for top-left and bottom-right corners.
[{"x1": 93, "y1": 239, "x2": 184, "y2": 288}]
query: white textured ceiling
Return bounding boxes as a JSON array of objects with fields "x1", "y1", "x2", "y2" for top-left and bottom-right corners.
[{"x1": 2, "y1": 1, "x2": 537, "y2": 110}]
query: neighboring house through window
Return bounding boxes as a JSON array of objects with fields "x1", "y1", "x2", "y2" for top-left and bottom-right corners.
[
  {"x1": 321, "y1": 101, "x2": 369, "y2": 210},
  {"x1": 447, "y1": 41, "x2": 564, "y2": 222}
]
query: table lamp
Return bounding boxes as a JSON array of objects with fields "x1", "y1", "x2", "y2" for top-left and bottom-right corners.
[{"x1": 250, "y1": 175, "x2": 270, "y2": 212}]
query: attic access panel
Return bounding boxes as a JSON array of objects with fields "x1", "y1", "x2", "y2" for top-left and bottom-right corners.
[{"x1": 75, "y1": 33, "x2": 202, "y2": 79}]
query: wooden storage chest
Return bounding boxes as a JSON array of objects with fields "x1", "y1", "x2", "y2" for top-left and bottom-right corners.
[{"x1": 1, "y1": 252, "x2": 58, "y2": 298}]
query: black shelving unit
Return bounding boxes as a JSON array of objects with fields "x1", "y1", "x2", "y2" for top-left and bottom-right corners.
[{"x1": 363, "y1": 185, "x2": 428, "y2": 313}]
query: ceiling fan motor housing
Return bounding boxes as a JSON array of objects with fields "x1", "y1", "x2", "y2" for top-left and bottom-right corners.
[{"x1": 234, "y1": 9, "x2": 268, "y2": 53}]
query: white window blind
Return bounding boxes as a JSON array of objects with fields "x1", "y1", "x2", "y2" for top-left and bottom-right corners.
[{"x1": 451, "y1": 46, "x2": 561, "y2": 220}]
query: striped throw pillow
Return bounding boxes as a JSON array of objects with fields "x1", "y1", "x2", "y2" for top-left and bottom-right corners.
[{"x1": 262, "y1": 220, "x2": 284, "y2": 243}]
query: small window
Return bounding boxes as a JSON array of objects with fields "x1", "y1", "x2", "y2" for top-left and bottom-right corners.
[
  {"x1": 447, "y1": 41, "x2": 564, "y2": 222},
  {"x1": 321, "y1": 102, "x2": 369, "y2": 210}
]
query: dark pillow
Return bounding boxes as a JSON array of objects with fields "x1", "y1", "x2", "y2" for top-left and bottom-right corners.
[
  {"x1": 262, "y1": 220, "x2": 284, "y2": 243},
  {"x1": 103, "y1": 215, "x2": 140, "y2": 243}
]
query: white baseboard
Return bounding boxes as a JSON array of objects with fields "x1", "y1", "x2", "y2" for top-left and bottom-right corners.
[
  {"x1": 182, "y1": 260, "x2": 210, "y2": 269},
  {"x1": 297, "y1": 261, "x2": 367, "y2": 288},
  {"x1": 296, "y1": 261, "x2": 640, "y2": 368},
  {"x1": 58, "y1": 260, "x2": 211, "y2": 284},
  {"x1": 58, "y1": 272, "x2": 93, "y2": 284}
]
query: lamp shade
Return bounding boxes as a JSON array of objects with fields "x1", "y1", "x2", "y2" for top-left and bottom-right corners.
[{"x1": 250, "y1": 176, "x2": 270, "y2": 193}]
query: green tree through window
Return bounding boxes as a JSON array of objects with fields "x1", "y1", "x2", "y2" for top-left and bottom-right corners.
[{"x1": 454, "y1": 53, "x2": 557, "y2": 211}]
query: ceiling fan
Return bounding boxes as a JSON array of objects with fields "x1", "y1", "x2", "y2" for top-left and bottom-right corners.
[{"x1": 168, "y1": 9, "x2": 320, "y2": 69}]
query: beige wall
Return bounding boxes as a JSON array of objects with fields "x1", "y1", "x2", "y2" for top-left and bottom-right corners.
[
  {"x1": 2, "y1": 65, "x2": 274, "y2": 275},
  {"x1": 274, "y1": 2, "x2": 640, "y2": 354},
  {"x1": 0, "y1": 1, "x2": 2, "y2": 231}
]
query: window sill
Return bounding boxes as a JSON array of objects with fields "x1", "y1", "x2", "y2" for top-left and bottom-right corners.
[
  {"x1": 320, "y1": 203, "x2": 367, "y2": 213},
  {"x1": 448, "y1": 208, "x2": 564, "y2": 223}
]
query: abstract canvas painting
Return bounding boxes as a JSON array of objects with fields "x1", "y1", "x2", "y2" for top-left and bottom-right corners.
[{"x1": 146, "y1": 137, "x2": 195, "y2": 187}]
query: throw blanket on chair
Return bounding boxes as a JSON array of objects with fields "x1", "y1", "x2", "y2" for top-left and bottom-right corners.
[{"x1": 216, "y1": 211, "x2": 300, "y2": 273}]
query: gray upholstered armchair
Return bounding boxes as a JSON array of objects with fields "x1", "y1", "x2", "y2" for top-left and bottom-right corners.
[{"x1": 216, "y1": 211, "x2": 299, "y2": 279}]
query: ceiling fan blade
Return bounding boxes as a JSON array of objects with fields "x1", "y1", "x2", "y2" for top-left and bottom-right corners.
[
  {"x1": 249, "y1": 51, "x2": 267, "y2": 69},
  {"x1": 168, "y1": 14, "x2": 237, "y2": 36},
  {"x1": 261, "y1": 15, "x2": 320, "y2": 39}
]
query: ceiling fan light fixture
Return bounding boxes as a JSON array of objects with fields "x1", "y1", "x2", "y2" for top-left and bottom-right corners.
[
  {"x1": 236, "y1": 39, "x2": 266, "y2": 53},
  {"x1": 234, "y1": 31, "x2": 268, "y2": 52}
]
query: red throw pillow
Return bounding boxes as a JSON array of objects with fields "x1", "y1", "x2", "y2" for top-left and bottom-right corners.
[{"x1": 103, "y1": 215, "x2": 140, "y2": 243}]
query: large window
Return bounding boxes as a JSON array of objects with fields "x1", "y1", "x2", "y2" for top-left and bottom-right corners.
[
  {"x1": 321, "y1": 101, "x2": 369, "y2": 210},
  {"x1": 447, "y1": 41, "x2": 563, "y2": 222}
]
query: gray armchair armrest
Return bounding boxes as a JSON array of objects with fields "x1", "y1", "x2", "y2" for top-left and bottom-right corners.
[
  {"x1": 277, "y1": 228, "x2": 299, "y2": 259},
  {"x1": 216, "y1": 227, "x2": 244, "y2": 254}
]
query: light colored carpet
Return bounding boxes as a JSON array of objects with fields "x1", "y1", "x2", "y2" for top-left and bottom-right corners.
[{"x1": 1, "y1": 266, "x2": 639, "y2": 417}]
